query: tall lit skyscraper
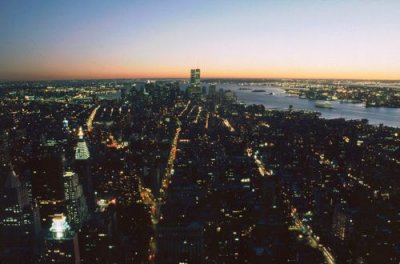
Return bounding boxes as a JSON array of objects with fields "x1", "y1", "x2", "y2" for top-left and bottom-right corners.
[
  {"x1": 190, "y1": 69, "x2": 200, "y2": 87},
  {"x1": 64, "y1": 171, "x2": 88, "y2": 228},
  {"x1": 41, "y1": 214, "x2": 81, "y2": 264},
  {"x1": 189, "y1": 69, "x2": 202, "y2": 96}
]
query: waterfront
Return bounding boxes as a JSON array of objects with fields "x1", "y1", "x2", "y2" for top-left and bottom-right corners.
[{"x1": 218, "y1": 84, "x2": 400, "y2": 128}]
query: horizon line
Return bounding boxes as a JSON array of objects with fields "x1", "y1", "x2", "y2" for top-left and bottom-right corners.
[{"x1": 1, "y1": 76, "x2": 400, "y2": 83}]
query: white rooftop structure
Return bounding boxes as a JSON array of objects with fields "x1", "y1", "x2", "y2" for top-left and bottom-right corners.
[{"x1": 49, "y1": 214, "x2": 71, "y2": 239}]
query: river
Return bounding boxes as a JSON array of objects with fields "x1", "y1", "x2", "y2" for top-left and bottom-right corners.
[{"x1": 216, "y1": 84, "x2": 400, "y2": 128}]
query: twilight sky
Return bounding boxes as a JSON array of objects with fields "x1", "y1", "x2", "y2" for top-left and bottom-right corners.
[{"x1": 1, "y1": 0, "x2": 399, "y2": 80}]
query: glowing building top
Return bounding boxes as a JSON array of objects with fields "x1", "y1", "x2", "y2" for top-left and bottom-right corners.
[
  {"x1": 49, "y1": 214, "x2": 71, "y2": 239},
  {"x1": 63, "y1": 118, "x2": 69, "y2": 130},
  {"x1": 78, "y1": 126, "x2": 84, "y2": 139},
  {"x1": 75, "y1": 127, "x2": 90, "y2": 160}
]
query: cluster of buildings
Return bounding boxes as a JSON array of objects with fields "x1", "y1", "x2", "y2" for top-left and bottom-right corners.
[
  {"x1": 217, "y1": 101, "x2": 400, "y2": 263},
  {"x1": 297, "y1": 83, "x2": 400, "y2": 107},
  {"x1": 0, "y1": 70, "x2": 399, "y2": 263}
]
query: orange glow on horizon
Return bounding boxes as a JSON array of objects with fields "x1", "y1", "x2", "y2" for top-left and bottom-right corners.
[{"x1": 3, "y1": 67, "x2": 399, "y2": 81}]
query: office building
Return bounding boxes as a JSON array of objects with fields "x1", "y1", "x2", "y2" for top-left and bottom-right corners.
[
  {"x1": 41, "y1": 214, "x2": 81, "y2": 263},
  {"x1": 190, "y1": 69, "x2": 200, "y2": 87},
  {"x1": 188, "y1": 69, "x2": 202, "y2": 96},
  {"x1": 64, "y1": 171, "x2": 88, "y2": 228},
  {"x1": 31, "y1": 150, "x2": 66, "y2": 228}
]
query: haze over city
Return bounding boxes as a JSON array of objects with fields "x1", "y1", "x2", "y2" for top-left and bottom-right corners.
[{"x1": 1, "y1": 0, "x2": 400, "y2": 80}]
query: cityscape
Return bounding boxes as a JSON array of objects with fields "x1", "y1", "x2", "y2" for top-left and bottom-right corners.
[{"x1": 1, "y1": 1, "x2": 400, "y2": 264}]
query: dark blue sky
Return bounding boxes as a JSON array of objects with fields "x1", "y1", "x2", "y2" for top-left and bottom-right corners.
[{"x1": 1, "y1": 0, "x2": 399, "y2": 80}]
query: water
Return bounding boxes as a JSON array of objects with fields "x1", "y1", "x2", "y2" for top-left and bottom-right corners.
[{"x1": 217, "y1": 84, "x2": 400, "y2": 128}]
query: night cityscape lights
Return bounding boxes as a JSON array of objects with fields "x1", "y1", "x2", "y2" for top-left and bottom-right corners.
[
  {"x1": 1, "y1": 1, "x2": 400, "y2": 263},
  {"x1": 1, "y1": 71, "x2": 399, "y2": 263}
]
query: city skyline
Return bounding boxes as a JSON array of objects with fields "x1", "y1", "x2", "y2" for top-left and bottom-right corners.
[
  {"x1": 1, "y1": 75, "x2": 399, "y2": 263},
  {"x1": 1, "y1": 0, "x2": 400, "y2": 81}
]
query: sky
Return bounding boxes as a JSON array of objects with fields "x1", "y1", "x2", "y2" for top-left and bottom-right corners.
[{"x1": 0, "y1": 0, "x2": 400, "y2": 80}]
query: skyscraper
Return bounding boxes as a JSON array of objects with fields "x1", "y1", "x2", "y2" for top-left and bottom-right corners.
[
  {"x1": 0, "y1": 168, "x2": 30, "y2": 230},
  {"x1": 190, "y1": 69, "x2": 200, "y2": 87},
  {"x1": 64, "y1": 171, "x2": 88, "y2": 228},
  {"x1": 31, "y1": 150, "x2": 66, "y2": 228},
  {"x1": 41, "y1": 214, "x2": 81, "y2": 264},
  {"x1": 0, "y1": 166, "x2": 35, "y2": 262},
  {"x1": 189, "y1": 69, "x2": 202, "y2": 96}
]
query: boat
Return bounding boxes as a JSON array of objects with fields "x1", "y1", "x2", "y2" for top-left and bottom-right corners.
[
  {"x1": 252, "y1": 89, "x2": 266, "y2": 93},
  {"x1": 315, "y1": 101, "x2": 333, "y2": 109},
  {"x1": 340, "y1": 99, "x2": 362, "y2": 104},
  {"x1": 239, "y1": 87, "x2": 252, "y2": 91}
]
